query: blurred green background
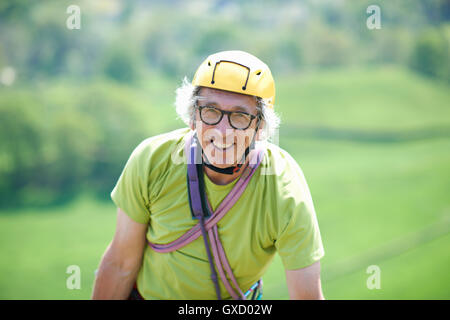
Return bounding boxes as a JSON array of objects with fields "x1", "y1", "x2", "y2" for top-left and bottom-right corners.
[{"x1": 0, "y1": 0, "x2": 449, "y2": 299}]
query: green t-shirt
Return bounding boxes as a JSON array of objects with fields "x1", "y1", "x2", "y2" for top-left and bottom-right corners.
[{"x1": 111, "y1": 127, "x2": 324, "y2": 299}]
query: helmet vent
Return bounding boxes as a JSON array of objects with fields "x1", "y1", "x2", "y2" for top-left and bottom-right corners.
[{"x1": 210, "y1": 60, "x2": 250, "y2": 92}]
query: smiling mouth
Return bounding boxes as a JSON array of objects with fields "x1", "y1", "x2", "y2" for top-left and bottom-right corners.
[{"x1": 211, "y1": 138, "x2": 234, "y2": 150}]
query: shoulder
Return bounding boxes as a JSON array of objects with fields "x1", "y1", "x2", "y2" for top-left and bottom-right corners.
[
  {"x1": 260, "y1": 141, "x2": 306, "y2": 184},
  {"x1": 129, "y1": 127, "x2": 190, "y2": 166},
  {"x1": 258, "y1": 141, "x2": 313, "y2": 206}
]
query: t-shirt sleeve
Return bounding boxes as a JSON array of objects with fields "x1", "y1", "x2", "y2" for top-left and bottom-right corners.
[
  {"x1": 111, "y1": 142, "x2": 151, "y2": 225},
  {"x1": 275, "y1": 157, "x2": 325, "y2": 270}
]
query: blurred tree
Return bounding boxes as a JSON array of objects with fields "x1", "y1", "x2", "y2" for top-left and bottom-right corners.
[
  {"x1": 0, "y1": 45, "x2": 4, "y2": 67},
  {"x1": 0, "y1": 0, "x2": 35, "y2": 22},
  {"x1": 194, "y1": 26, "x2": 239, "y2": 58},
  {"x1": 302, "y1": 21, "x2": 354, "y2": 68},
  {"x1": 103, "y1": 46, "x2": 140, "y2": 84},
  {"x1": 75, "y1": 83, "x2": 152, "y2": 199},
  {"x1": 143, "y1": 28, "x2": 183, "y2": 77},
  {"x1": 419, "y1": 0, "x2": 450, "y2": 25},
  {"x1": 0, "y1": 92, "x2": 46, "y2": 207},
  {"x1": 410, "y1": 27, "x2": 449, "y2": 81},
  {"x1": 28, "y1": 21, "x2": 70, "y2": 77},
  {"x1": 0, "y1": 81, "x2": 154, "y2": 207}
]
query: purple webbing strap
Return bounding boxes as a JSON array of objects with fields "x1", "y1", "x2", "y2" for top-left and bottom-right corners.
[
  {"x1": 210, "y1": 224, "x2": 245, "y2": 299},
  {"x1": 208, "y1": 226, "x2": 240, "y2": 300},
  {"x1": 187, "y1": 138, "x2": 203, "y2": 218}
]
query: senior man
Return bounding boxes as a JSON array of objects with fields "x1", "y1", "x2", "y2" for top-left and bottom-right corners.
[{"x1": 92, "y1": 50, "x2": 325, "y2": 300}]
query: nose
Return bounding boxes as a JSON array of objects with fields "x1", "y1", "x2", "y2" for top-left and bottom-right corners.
[
  {"x1": 215, "y1": 113, "x2": 233, "y2": 135},
  {"x1": 207, "y1": 114, "x2": 234, "y2": 145}
]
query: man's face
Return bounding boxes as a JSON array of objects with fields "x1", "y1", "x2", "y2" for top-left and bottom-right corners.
[{"x1": 191, "y1": 87, "x2": 260, "y2": 168}]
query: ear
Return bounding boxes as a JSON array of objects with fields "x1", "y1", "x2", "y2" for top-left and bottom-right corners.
[{"x1": 255, "y1": 118, "x2": 265, "y2": 141}]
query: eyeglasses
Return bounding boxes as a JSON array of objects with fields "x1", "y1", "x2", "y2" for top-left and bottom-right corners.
[{"x1": 195, "y1": 105, "x2": 259, "y2": 130}]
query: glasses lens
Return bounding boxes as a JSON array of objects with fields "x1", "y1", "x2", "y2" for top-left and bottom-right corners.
[
  {"x1": 201, "y1": 107, "x2": 221, "y2": 124},
  {"x1": 230, "y1": 112, "x2": 252, "y2": 129}
]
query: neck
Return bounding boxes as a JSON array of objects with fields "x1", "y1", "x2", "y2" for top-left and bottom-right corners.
[{"x1": 203, "y1": 157, "x2": 251, "y2": 185}]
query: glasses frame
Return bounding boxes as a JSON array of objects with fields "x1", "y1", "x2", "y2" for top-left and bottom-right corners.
[{"x1": 195, "y1": 104, "x2": 260, "y2": 130}]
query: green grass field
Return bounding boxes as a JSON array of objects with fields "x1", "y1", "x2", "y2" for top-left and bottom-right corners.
[{"x1": 1, "y1": 67, "x2": 449, "y2": 299}]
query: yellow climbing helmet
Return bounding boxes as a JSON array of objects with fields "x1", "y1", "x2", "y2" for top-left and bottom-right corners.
[{"x1": 192, "y1": 50, "x2": 275, "y2": 108}]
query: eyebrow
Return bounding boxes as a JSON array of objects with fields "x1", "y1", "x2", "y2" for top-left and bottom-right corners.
[{"x1": 201, "y1": 101, "x2": 251, "y2": 113}]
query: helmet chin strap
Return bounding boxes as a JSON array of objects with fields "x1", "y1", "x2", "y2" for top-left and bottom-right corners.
[
  {"x1": 199, "y1": 118, "x2": 261, "y2": 175},
  {"x1": 203, "y1": 145, "x2": 251, "y2": 175}
]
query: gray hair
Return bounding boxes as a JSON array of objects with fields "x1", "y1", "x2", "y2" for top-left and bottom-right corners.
[{"x1": 174, "y1": 77, "x2": 280, "y2": 141}]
